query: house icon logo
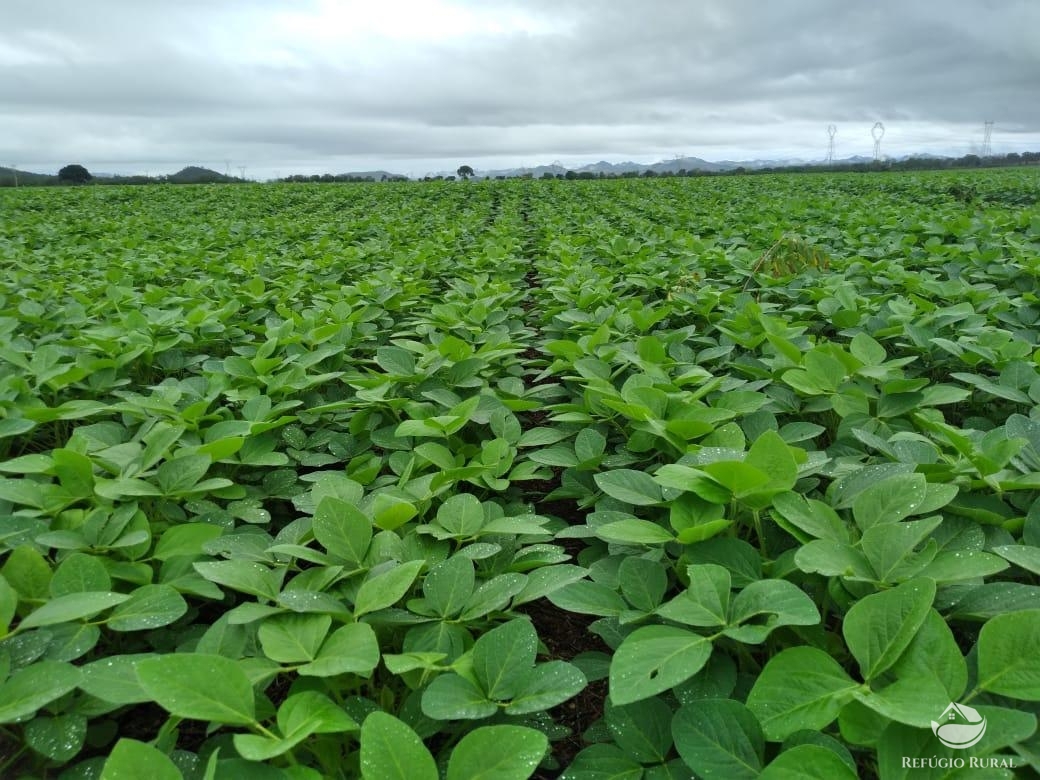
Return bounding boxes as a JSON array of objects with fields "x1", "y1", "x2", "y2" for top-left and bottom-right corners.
[{"x1": 931, "y1": 702, "x2": 987, "y2": 749}]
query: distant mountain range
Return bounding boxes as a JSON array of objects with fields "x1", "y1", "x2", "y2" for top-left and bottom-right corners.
[
  {"x1": 0, "y1": 166, "x2": 57, "y2": 185},
  {"x1": 0, "y1": 165, "x2": 241, "y2": 185},
  {"x1": 471, "y1": 154, "x2": 886, "y2": 179},
  {"x1": 3, "y1": 150, "x2": 1032, "y2": 187},
  {"x1": 337, "y1": 170, "x2": 404, "y2": 180}
]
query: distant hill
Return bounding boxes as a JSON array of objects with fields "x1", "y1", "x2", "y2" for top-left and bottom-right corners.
[
  {"x1": 336, "y1": 170, "x2": 406, "y2": 181},
  {"x1": 166, "y1": 166, "x2": 238, "y2": 184},
  {"x1": 479, "y1": 156, "x2": 740, "y2": 178},
  {"x1": 642, "y1": 156, "x2": 734, "y2": 174},
  {"x1": 0, "y1": 166, "x2": 57, "y2": 186}
]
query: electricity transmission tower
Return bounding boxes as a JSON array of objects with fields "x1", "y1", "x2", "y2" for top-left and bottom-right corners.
[
  {"x1": 237, "y1": 166, "x2": 247, "y2": 181},
  {"x1": 826, "y1": 125, "x2": 837, "y2": 163},
  {"x1": 982, "y1": 121, "x2": 994, "y2": 157},
  {"x1": 871, "y1": 122, "x2": 885, "y2": 161}
]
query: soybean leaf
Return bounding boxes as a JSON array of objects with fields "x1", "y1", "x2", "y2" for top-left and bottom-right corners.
[
  {"x1": 672, "y1": 699, "x2": 764, "y2": 779},
  {"x1": 312, "y1": 496, "x2": 372, "y2": 565},
  {"x1": 360, "y1": 711, "x2": 438, "y2": 780},
  {"x1": 423, "y1": 555, "x2": 476, "y2": 619},
  {"x1": 0, "y1": 575, "x2": 15, "y2": 634},
  {"x1": 741, "y1": 431, "x2": 799, "y2": 507},
  {"x1": 610, "y1": 626, "x2": 713, "y2": 706},
  {"x1": 446, "y1": 725, "x2": 549, "y2": 780},
  {"x1": 575, "y1": 428, "x2": 607, "y2": 463},
  {"x1": 1, "y1": 545, "x2": 51, "y2": 600},
  {"x1": 977, "y1": 609, "x2": 1040, "y2": 700},
  {"x1": 106, "y1": 584, "x2": 188, "y2": 632},
  {"x1": 101, "y1": 739, "x2": 182, "y2": 780},
  {"x1": 434, "y1": 493, "x2": 485, "y2": 537},
  {"x1": 914, "y1": 550, "x2": 1008, "y2": 584},
  {"x1": 460, "y1": 572, "x2": 527, "y2": 619},
  {"x1": 156, "y1": 454, "x2": 211, "y2": 495},
  {"x1": 24, "y1": 713, "x2": 87, "y2": 762},
  {"x1": 888, "y1": 609, "x2": 967, "y2": 701},
  {"x1": 991, "y1": 544, "x2": 1040, "y2": 576},
  {"x1": 860, "y1": 516, "x2": 941, "y2": 583},
  {"x1": 136, "y1": 653, "x2": 256, "y2": 725},
  {"x1": 547, "y1": 581, "x2": 628, "y2": 617},
  {"x1": 50, "y1": 553, "x2": 110, "y2": 595},
  {"x1": 852, "y1": 672, "x2": 950, "y2": 728},
  {"x1": 0, "y1": 660, "x2": 81, "y2": 724},
  {"x1": 948, "y1": 582, "x2": 1040, "y2": 620},
  {"x1": 604, "y1": 697, "x2": 674, "y2": 764},
  {"x1": 594, "y1": 469, "x2": 663, "y2": 506},
  {"x1": 504, "y1": 660, "x2": 587, "y2": 715},
  {"x1": 193, "y1": 560, "x2": 281, "y2": 601},
  {"x1": 595, "y1": 519, "x2": 674, "y2": 545},
  {"x1": 559, "y1": 744, "x2": 643, "y2": 779},
  {"x1": 842, "y1": 578, "x2": 936, "y2": 681},
  {"x1": 18, "y1": 591, "x2": 129, "y2": 629},
  {"x1": 80, "y1": 653, "x2": 156, "y2": 704},
  {"x1": 746, "y1": 647, "x2": 859, "y2": 741},
  {"x1": 237, "y1": 691, "x2": 357, "y2": 761},
  {"x1": 794, "y1": 540, "x2": 873, "y2": 580},
  {"x1": 354, "y1": 560, "x2": 425, "y2": 617},
  {"x1": 850, "y1": 332, "x2": 886, "y2": 365},
  {"x1": 422, "y1": 673, "x2": 498, "y2": 720},
  {"x1": 851, "y1": 473, "x2": 928, "y2": 530},
  {"x1": 780, "y1": 731, "x2": 856, "y2": 773},
  {"x1": 473, "y1": 618, "x2": 538, "y2": 701},
  {"x1": 512, "y1": 565, "x2": 587, "y2": 606},
  {"x1": 618, "y1": 557, "x2": 668, "y2": 613},
  {"x1": 758, "y1": 745, "x2": 857, "y2": 780},
  {"x1": 673, "y1": 653, "x2": 738, "y2": 704},
  {"x1": 152, "y1": 523, "x2": 224, "y2": 561},
  {"x1": 771, "y1": 492, "x2": 849, "y2": 544},
  {"x1": 656, "y1": 564, "x2": 730, "y2": 628},
  {"x1": 298, "y1": 622, "x2": 380, "y2": 677},
  {"x1": 724, "y1": 579, "x2": 820, "y2": 644},
  {"x1": 258, "y1": 613, "x2": 332, "y2": 664}
]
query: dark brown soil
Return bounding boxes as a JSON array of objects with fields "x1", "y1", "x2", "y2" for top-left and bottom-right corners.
[
  {"x1": 521, "y1": 598, "x2": 610, "y2": 778},
  {"x1": 116, "y1": 702, "x2": 211, "y2": 752}
]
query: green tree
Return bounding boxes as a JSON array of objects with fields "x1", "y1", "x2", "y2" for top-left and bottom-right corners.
[
  {"x1": 58, "y1": 164, "x2": 92, "y2": 184},
  {"x1": 456, "y1": 165, "x2": 474, "y2": 180}
]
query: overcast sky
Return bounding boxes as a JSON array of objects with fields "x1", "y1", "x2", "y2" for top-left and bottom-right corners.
[{"x1": 3, "y1": 0, "x2": 1039, "y2": 178}]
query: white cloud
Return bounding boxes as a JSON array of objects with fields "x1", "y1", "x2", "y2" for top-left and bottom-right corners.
[{"x1": 1, "y1": 0, "x2": 1038, "y2": 176}]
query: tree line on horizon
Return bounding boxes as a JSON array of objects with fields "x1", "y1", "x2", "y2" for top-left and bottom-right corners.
[{"x1": 2, "y1": 151, "x2": 1039, "y2": 188}]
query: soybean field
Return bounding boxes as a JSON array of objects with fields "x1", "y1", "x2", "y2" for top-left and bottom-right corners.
[{"x1": 2, "y1": 169, "x2": 1040, "y2": 778}]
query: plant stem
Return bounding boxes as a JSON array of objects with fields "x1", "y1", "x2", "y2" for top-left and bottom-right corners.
[{"x1": 752, "y1": 509, "x2": 768, "y2": 557}]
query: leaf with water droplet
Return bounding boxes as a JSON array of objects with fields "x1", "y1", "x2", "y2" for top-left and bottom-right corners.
[
  {"x1": 0, "y1": 660, "x2": 81, "y2": 724},
  {"x1": 25, "y1": 713, "x2": 87, "y2": 762},
  {"x1": 101, "y1": 738, "x2": 181, "y2": 780},
  {"x1": 610, "y1": 626, "x2": 713, "y2": 706},
  {"x1": 446, "y1": 725, "x2": 549, "y2": 780},
  {"x1": 359, "y1": 711, "x2": 437, "y2": 780},
  {"x1": 107, "y1": 584, "x2": 188, "y2": 632}
]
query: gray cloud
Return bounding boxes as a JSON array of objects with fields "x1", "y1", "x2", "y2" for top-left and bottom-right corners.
[{"x1": 2, "y1": 0, "x2": 1038, "y2": 176}]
